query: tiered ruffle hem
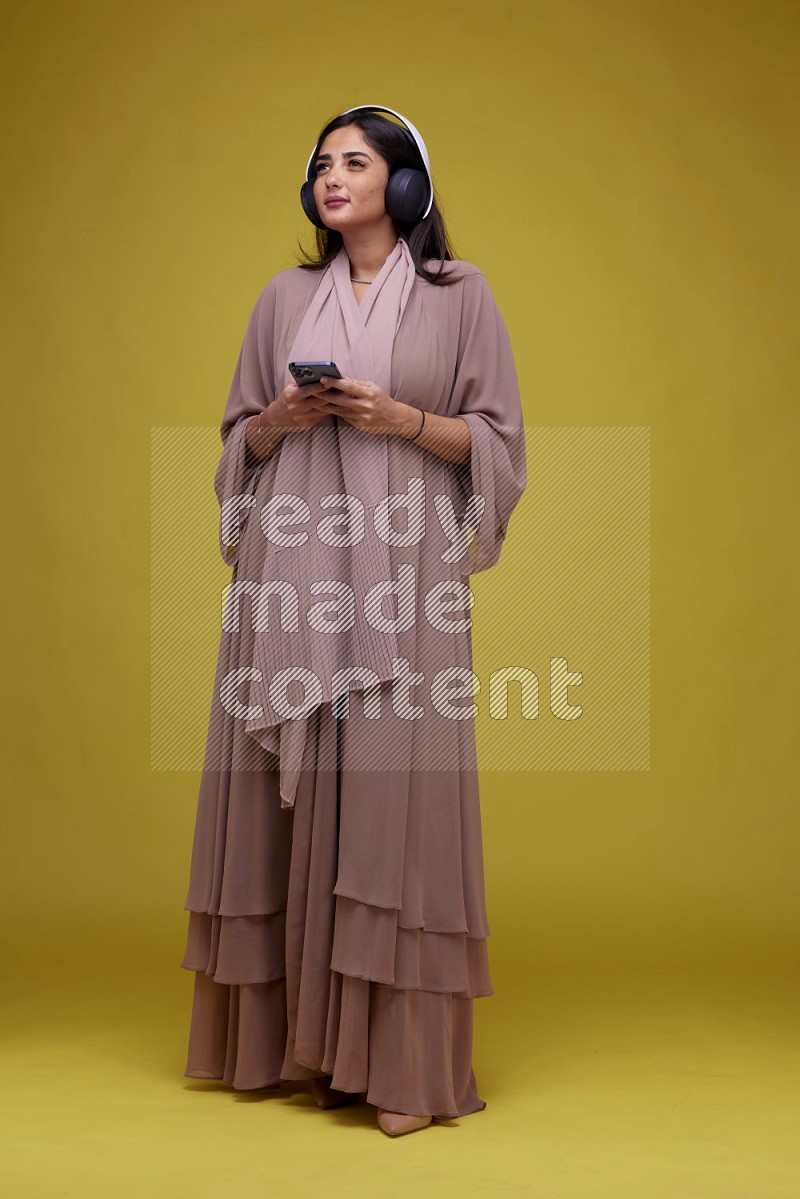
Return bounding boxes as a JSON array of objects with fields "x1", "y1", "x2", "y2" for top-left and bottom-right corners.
[{"x1": 180, "y1": 694, "x2": 492, "y2": 1121}]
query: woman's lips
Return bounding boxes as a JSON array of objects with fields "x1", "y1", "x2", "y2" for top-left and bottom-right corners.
[{"x1": 324, "y1": 197, "x2": 349, "y2": 207}]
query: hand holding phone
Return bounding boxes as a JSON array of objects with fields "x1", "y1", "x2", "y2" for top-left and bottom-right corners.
[{"x1": 289, "y1": 361, "x2": 343, "y2": 387}]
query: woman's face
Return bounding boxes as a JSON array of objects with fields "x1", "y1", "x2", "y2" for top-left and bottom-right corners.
[{"x1": 312, "y1": 125, "x2": 392, "y2": 231}]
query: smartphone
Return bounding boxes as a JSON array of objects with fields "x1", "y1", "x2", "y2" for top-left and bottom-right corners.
[{"x1": 289, "y1": 361, "x2": 343, "y2": 387}]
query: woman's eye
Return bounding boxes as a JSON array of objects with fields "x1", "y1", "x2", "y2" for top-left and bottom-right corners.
[{"x1": 316, "y1": 160, "x2": 365, "y2": 173}]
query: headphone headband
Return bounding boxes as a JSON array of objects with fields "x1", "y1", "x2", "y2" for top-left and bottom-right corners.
[{"x1": 304, "y1": 103, "x2": 433, "y2": 220}]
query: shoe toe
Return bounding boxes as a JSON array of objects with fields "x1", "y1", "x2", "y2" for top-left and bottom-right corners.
[
  {"x1": 312, "y1": 1076, "x2": 365, "y2": 1109},
  {"x1": 377, "y1": 1109, "x2": 433, "y2": 1136}
]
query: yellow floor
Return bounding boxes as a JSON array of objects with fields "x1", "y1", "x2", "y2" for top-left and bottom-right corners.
[{"x1": 2, "y1": 928, "x2": 798, "y2": 1198}]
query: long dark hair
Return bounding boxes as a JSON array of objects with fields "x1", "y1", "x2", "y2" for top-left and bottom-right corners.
[{"x1": 295, "y1": 111, "x2": 461, "y2": 286}]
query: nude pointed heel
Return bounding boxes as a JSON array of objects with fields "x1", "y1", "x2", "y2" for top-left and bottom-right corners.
[
  {"x1": 377, "y1": 1108, "x2": 434, "y2": 1136},
  {"x1": 311, "y1": 1075, "x2": 364, "y2": 1109}
]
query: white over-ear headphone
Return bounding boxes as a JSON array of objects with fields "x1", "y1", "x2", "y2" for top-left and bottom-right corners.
[{"x1": 300, "y1": 104, "x2": 434, "y2": 228}]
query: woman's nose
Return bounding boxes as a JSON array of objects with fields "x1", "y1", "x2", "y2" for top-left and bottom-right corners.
[{"x1": 325, "y1": 162, "x2": 343, "y2": 187}]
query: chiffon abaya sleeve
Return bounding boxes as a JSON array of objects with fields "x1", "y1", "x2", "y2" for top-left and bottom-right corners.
[
  {"x1": 213, "y1": 278, "x2": 279, "y2": 568},
  {"x1": 448, "y1": 270, "x2": 527, "y2": 576}
]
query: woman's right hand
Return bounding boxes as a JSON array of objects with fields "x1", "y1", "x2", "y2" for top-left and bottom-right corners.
[
  {"x1": 245, "y1": 379, "x2": 338, "y2": 465},
  {"x1": 261, "y1": 379, "x2": 336, "y2": 432}
]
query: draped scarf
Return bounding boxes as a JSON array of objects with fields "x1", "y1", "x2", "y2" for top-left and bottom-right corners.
[{"x1": 241, "y1": 237, "x2": 418, "y2": 808}]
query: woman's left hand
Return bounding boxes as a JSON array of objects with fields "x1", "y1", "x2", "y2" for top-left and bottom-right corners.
[{"x1": 317, "y1": 375, "x2": 409, "y2": 437}]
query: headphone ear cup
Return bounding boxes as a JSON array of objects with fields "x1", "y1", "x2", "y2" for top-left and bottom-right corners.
[
  {"x1": 301, "y1": 166, "x2": 430, "y2": 228},
  {"x1": 300, "y1": 180, "x2": 328, "y2": 230},
  {"x1": 385, "y1": 168, "x2": 429, "y2": 224}
]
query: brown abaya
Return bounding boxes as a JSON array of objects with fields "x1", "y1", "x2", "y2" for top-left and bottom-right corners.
[{"x1": 179, "y1": 243, "x2": 527, "y2": 1120}]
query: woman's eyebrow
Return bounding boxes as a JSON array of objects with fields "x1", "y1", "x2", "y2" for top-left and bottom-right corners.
[{"x1": 316, "y1": 151, "x2": 373, "y2": 162}]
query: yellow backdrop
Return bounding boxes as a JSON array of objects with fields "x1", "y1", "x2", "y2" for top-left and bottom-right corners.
[{"x1": 2, "y1": 0, "x2": 798, "y2": 1195}]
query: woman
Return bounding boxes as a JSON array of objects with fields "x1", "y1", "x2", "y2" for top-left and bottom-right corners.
[{"x1": 180, "y1": 105, "x2": 527, "y2": 1137}]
